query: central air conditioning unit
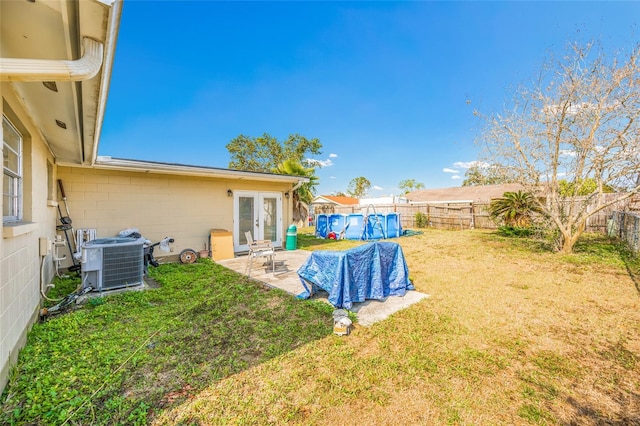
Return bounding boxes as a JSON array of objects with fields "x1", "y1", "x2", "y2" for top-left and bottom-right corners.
[{"x1": 81, "y1": 236, "x2": 145, "y2": 291}]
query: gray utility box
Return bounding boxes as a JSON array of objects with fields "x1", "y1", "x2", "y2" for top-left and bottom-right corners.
[{"x1": 81, "y1": 236, "x2": 145, "y2": 291}]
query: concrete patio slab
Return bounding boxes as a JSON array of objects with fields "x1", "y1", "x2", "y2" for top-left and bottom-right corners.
[{"x1": 217, "y1": 249, "x2": 429, "y2": 327}]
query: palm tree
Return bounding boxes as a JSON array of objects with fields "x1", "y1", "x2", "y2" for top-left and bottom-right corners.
[
  {"x1": 273, "y1": 160, "x2": 319, "y2": 224},
  {"x1": 488, "y1": 190, "x2": 542, "y2": 227}
]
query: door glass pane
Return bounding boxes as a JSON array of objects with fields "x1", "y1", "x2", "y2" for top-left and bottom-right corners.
[
  {"x1": 263, "y1": 197, "x2": 277, "y2": 242},
  {"x1": 238, "y1": 196, "x2": 254, "y2": 245}
]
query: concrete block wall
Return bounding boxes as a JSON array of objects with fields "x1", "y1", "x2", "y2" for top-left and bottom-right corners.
[
  {"x1": 1, "y1": 89, "x2": 59, "y2": 391},
  {"x1": 56, "y1": 167, "x2": 293, "y2": 259}
]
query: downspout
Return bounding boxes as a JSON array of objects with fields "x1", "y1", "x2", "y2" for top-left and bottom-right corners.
[
  {"x1": 90, "y1": 0, "x2": 123, "y2": 164},
  {"x1": 0, "y1": 37, "x2": 104, "y2": 82}
]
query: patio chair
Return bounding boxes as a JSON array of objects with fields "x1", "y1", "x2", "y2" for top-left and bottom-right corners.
[{"x1": 244, "y1": 231, "x2": 276, "y2": 277}]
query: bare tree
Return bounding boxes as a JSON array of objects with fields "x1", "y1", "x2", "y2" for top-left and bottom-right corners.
[{"x1": 477, "y1": 41, "x2": 640, "y2": 253}]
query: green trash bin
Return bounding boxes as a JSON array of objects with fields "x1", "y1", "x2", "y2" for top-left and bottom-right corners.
[{"x1": 286, "y1": 224, "x2": 297, "y2": 250}]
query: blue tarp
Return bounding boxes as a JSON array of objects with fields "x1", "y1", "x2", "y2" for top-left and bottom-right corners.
[{"x1": 297, "y1": 241, "x2": 414, "y2": 309}]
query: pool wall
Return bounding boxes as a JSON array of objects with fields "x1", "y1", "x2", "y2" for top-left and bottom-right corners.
[{"x1": 315, "y1": 213, "x2": 402, "y2": 240}]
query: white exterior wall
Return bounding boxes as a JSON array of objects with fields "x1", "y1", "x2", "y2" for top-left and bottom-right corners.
[
  {"x1": 1, "y1": 86, "x2": 59, "y2": 390},
  {"x1": 359, "y1": 196, "x2": 409, "y2": 205},
  {"x1": 56, "y1": 166, "x2": 294, "y2": 260}
]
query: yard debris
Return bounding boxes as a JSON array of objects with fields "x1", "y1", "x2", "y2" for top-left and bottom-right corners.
[{"x1": 332, "y1": 309, "x2": 352, "y2": 336}]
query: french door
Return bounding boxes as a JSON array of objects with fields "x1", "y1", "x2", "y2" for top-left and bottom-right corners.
[{"x1": 234, "y1": 191, "x2": 283, "y2": 251}]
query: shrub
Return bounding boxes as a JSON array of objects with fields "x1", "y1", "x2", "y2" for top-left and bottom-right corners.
[
  {"x1": 497, "y1": 225, "x2": 535, "y2": 238},
  {"x1": 415, "y1": 212, "x2": 428, "y2": 228}
]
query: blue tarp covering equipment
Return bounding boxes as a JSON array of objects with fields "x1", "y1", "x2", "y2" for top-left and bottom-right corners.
[{"x1": 297, "y1": 241, "x2": 414, "y2": 309}]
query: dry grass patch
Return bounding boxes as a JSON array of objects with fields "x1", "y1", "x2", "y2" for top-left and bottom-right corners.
[{"x1": 154, "y1": 229, "x2": 640, "y2": 425}]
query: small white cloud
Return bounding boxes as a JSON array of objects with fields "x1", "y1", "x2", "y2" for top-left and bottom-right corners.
[
  {"x1": 453, "y1": 161, "x2": 489, "y2": 169},
  {"x1": 451, "y1": 175, "x2": 462, "y2": 180},
  {"x1": 559, "y1": 149, "x2": 576, "y2": 157},
  {"x1": 443, "y1": 168, "x2": 459, "y2": 173},
  {"x1": 372, "y1": 185, "x2": 384, "y2": 190},
  {"x1": 305, "y1": 158, "x2": 334, "y2": 167},
  {"x1": 329, "y1": 153, "x2": 338, "y2": 158},
  {"x1": 329, "y1": 176, "x2": 336, "y2": 179},
  {"x1": 539, "y1": 171, "x2": 569, "y2": 181}
]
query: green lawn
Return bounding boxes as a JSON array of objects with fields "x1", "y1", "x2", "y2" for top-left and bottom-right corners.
[
  {"x1": 2, "y1": 229, "x2": 640, "y2": 425},
  {"x1": 0, "y1": 260, "x2": 332, "y2": 425}
]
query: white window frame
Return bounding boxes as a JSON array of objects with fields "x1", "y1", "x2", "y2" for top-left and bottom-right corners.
[{"x1": 3, "y1": 115, "x2": 23, "y2": 222}]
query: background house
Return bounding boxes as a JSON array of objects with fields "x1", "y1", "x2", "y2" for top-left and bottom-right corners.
[
  {"x1": 310, "y1": 195, "x2": 359, "y2": 215},
  {"x1": 359, "y1": 195, "x2": 409, "y2": 205},
  {"x1": 405, "y1": 183, "x2": 525, "y2": 203}
]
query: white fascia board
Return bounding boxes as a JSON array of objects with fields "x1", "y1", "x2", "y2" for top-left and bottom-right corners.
[{"x1": 62, "y1": 157, "x2": 309, "y2": 184}]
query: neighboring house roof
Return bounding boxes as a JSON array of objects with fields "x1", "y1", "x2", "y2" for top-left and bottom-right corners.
[
  {"x1": 0, "y1": 0, "x2": 122, "y2": 166},
  {"x1": 312, "y1": 195, "x2": 360, "y2": 206},
  {"x1": 407, "y1": 183, "x2": 525, "y2": 203},
  {"x1": 92, "y1": 156, "x2": 309, "y2": 184}
]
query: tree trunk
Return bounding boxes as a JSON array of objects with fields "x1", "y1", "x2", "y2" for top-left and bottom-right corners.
[{"x1": 559, "y1": 221, "x2": 586, "y2": 253}]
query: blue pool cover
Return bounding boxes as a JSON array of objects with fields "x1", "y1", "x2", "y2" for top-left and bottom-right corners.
[{"x1": 297, "y1": 241, "x2": 414, "y2": 309}]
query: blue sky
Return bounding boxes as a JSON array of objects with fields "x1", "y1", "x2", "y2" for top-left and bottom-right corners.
[{"x1": 101, "y1": 1, "x2": 639, "y2": 196}]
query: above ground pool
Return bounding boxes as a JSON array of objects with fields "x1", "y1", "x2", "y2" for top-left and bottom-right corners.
[{"x1": 315, "y1": 212, "x2": 402, "y2": 240}]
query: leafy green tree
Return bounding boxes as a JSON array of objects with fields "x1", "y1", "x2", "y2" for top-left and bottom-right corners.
[
  {"x1": 273, "y1": 160, "x2": 318, "y2": 223},
  {"x1": 227, "y1": 133, "x2": 321, "y2": 172},
  {"x1": 462, "y1": 164, "x2": 514, "y2": 186},
  {"x1": 346, "y1": 177, "x2": 371, "y2": 198},
  {"x1": 558, "y1": 179, "x2": 615, "y2": 197},
  {"x1": 272, "y1": 159, "x2": 318, "y2": 204},
  {"x1": 398, "y1": 179, "x2": 425, "y2": 194},
  {"x1": 489, "y1": 191, "x2": 543, "y2": 227}
]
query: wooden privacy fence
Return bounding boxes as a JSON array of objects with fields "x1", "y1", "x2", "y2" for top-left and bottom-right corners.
[
  {"x1": 332, "y1": 201, "x2": 617, "y2": 233},
  {"x1": 332, "y1": 202, "x2": 494, "y2": 230},
  {"x1": 608, "y1": 211, "x2": 640, "y2": 255}
]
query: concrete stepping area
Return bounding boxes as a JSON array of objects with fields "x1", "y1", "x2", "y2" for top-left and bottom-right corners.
[{"x1": 217, "y1": 249, "x2": 429, "y2": 327}]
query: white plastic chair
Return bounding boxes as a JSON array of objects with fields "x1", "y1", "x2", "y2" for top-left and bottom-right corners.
[{"x1": 244, "y1": 231, "x2": 275, "y2": 277}]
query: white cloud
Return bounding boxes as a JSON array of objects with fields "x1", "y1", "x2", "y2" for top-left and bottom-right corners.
[
  {"x1": 544, "y1": 102, "x2": 607, "y2": 116},
  {"x1": 451, "y1": 175, "x2": 462, "y2": 180},
  {"x1": 305, "y1": 158, "x2": 334, "y2": 167},
  {"x1": 560, "y1": 149, "x2": 576, "y2": 157},
  {"x1": 329, "y1": 153, "x2": 338, "y2": 158},
  {"x1": 329, "y1": 176, "x2": 336, "y2": 179},
  {"x1": 453, "y1": 161, "x2": 489, "y2": 169},
  {"x1": 372, "y1": 185, "x2": 384, "y2": 191},
  {"x1": 443, "y1": 168, "x2": 459, "y2": 173},
  {"x1": 539, "y1": 171, "x2": 570, "y2": 181}
]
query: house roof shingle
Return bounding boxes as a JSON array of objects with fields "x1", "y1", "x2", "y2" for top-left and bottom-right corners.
[{"x1": 407, "y1": 184, "x2": 525, "y2": 203}]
